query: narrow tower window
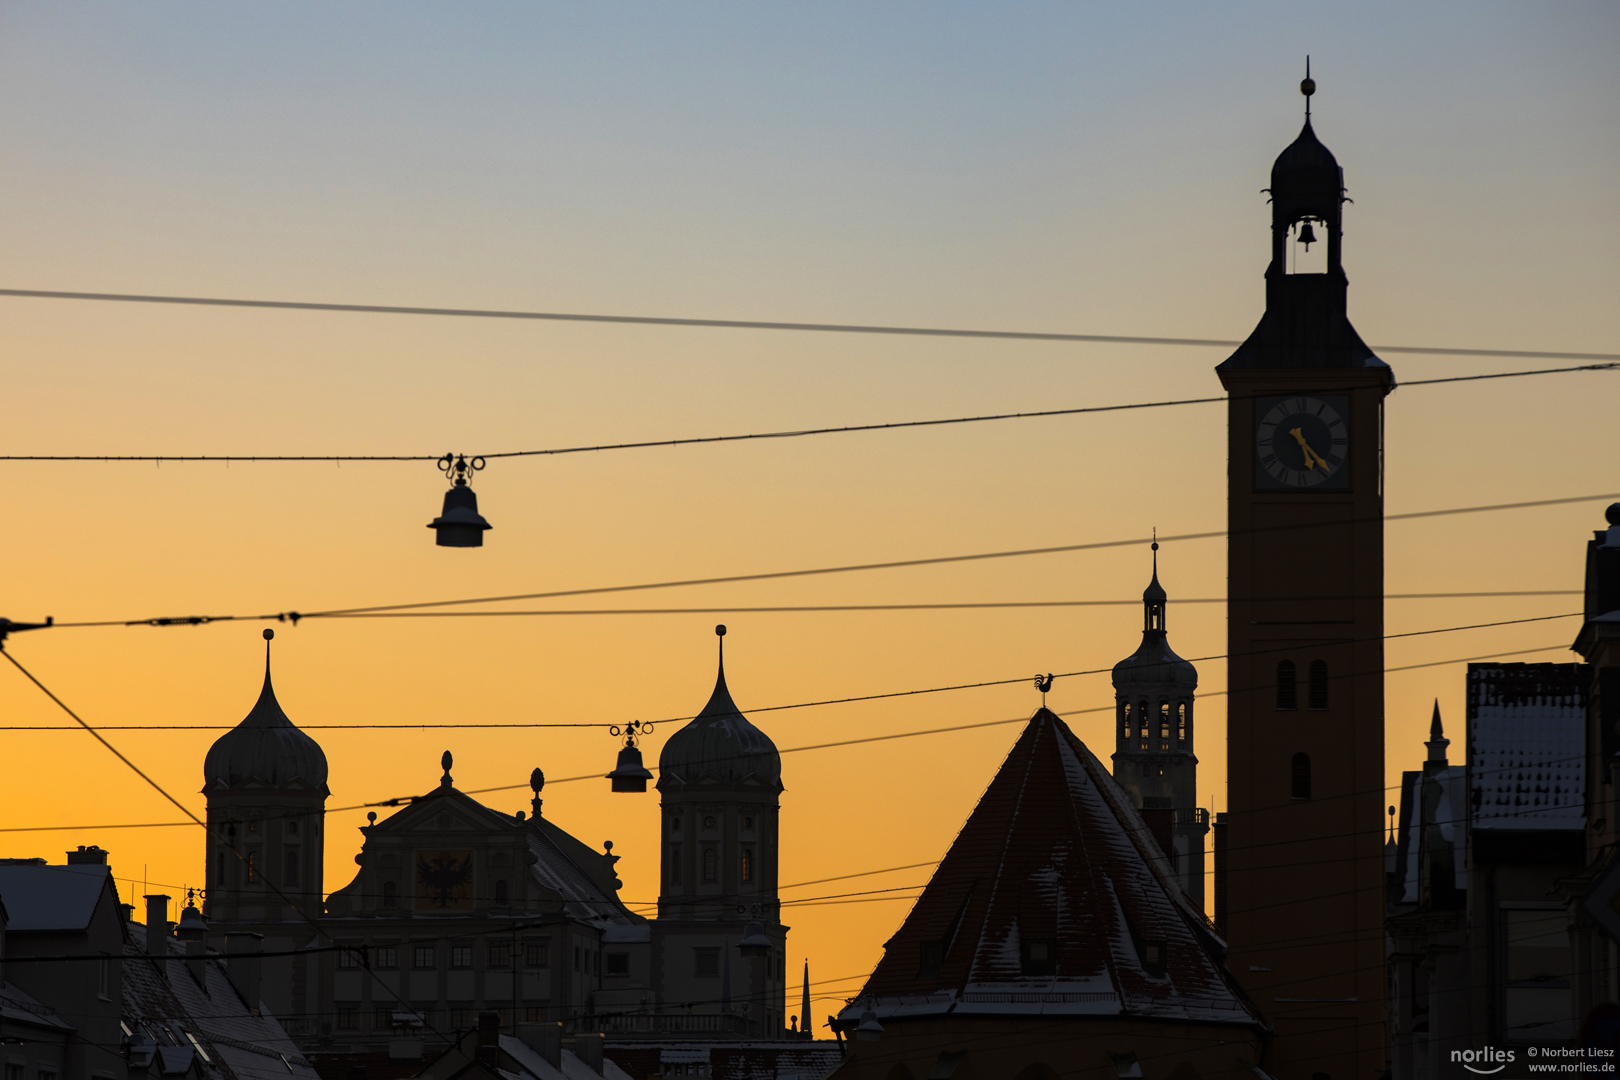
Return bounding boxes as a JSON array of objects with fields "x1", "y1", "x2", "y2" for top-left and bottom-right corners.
[
  {"x1": 381, "y1": 880, "x2": 396, "y2": 908},
  {"x1": 1119, "y1": 703, "x2": 1130, "y2": 742},
  {"x1": 1291, "y1": 753, "x2": 1312, "y2": 800},
  {"x1": 284, "y1": 849, "x2": 300, "y2": 887},
  {"x1": 741, "y1": 849, "x2": 754, "y2": 883},
  {"x1": 494, "y1": 879, "x2": 508, "y2": 904},
  {"x1": 1138, "y1": 700, "x2": 1149, "y2": 748},
  {"x1": 668, "y1": 846, "x2": 682, "y2": 884},
  {"x1": 1176, "y1": 704, "x2": 1188, "y2": 745},
  {"x1": 1276, "y1": 661, "x2": 1298, "y2": 710},
  {"x1": 1308, "y1": 660, "x2": 1329, "y2": 710},
  {"x1": 703, "y1": 847, "x2": 718, "y2": 882},
  {"x1": 245, "y1": 851, "x2": 258, "y2": 884}
]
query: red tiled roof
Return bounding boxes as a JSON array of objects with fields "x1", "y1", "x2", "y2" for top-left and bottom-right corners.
[{"x1": 846, "y1": 709, "x2": 1259, "y2": 1024}]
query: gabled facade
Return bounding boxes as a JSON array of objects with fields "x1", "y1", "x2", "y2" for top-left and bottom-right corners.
[
  {"x1": 316, "y1": 754, "x2": 648, "y2": 1052},
  {"x1": 832, "y1": 708, "x2": 1265, "y2": 1080}
]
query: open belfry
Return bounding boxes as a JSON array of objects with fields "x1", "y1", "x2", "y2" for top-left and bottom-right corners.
[{"x1": 1216, "y1": 73, "x2": 1392, "y2": 1080}]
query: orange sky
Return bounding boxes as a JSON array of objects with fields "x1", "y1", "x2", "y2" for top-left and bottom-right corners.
[{"x1": 1, "y1": 3, "x2": 1617, "y2": 1021}]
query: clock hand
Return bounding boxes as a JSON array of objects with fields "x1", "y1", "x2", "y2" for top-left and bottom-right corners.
[{"x1": 1288, "y1": 427, "x2": 1330, "y2": 472}]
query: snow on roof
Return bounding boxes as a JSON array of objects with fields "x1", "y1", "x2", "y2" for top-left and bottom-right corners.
[
  {"x1": 124, "y1": 921, "x2": 321, "y2": 1080},
  {"x1": 0, "y1": 980, "x2": 75, "y2": 1032},
  {"x1": 0, "y1": 863, "x2": 112, "y2": 932},
  {"x1": 1468, "y1": 663, "x2": 1586, "y2": 830},
  {"x1": 843, "y1": 708, "x2": 1260, "y2": 1027}
]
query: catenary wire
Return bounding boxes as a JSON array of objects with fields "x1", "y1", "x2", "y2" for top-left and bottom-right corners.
[
  {"x1": 29, "y1": 488, "x2": 1613, "y2": 631},
  {"x1": 0, "y1": 611, "x2": 1579, "y2": 741},
  {"x1": 4, "y1": 362, "x2": 1613, "y2": 465},
  {"x1": 0, "y1": 635, "x2": 1575, "y2": 838},
  {"x1": 4, "y1": 286, "x2": 1617, "y2": 362}
]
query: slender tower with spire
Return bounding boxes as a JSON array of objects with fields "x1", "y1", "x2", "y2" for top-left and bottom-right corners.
[
  {"x1": 654, "y1": 626, "x2": 787, "y2": 1036},
  {"x1": 1111, "y1": 542, "x2": 1207, "y2": 907}
]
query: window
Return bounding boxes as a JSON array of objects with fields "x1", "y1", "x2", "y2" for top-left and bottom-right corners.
[
  {"x1": 668, "y1": 846, "x2": 682, "y2": 884},
  {"x1": 1176, "y1": 704, "x2": 1188, "y2": 745},
  {"x1": 1140, "y1": 939, "x2": 1167, "y2": 975},
  {"x1": 703, "y1": 816, "x2": 716, "y2": 830},
  {"x1": 1308, "y1": 660, "x2": 1329, "y2": 710},
  {"x1": 381, "y1": 881, "x2": 397, "y2": 908},
  {"x1": 1119, "y1": 704, "x2": 1130, "y2": 742},
  {"x1": 918, "y1": 941, "x2": 943, "y2": 978},
  {"x1": 414, "y1": 945, "x2": 436, "y2": 968},
  {"x1": 336, "y1": 1007, "x2": 357, "y2": 1031},
  {"x1": 337, "y1": 946, "x2": 362, "y2": 969},
  {"x1": 741, "y1": 849, "x2": 754, "y2": 883},
  {"x1": 694, "y1": 947, "x2": 720, "y2": 978},
  {"x1": 1157, "y1": 702, "x2": 1170, "y2": 741},
  {"x1": 6, "y1": 1065, "x2": 23, "y2": 1080},
  {"x1": 375, "y1": 1006, "x2": 393, "y2": 1030},
  {"x1": 524, "y1": 941, "x2": 549, "y2": 968},
  {"x1": 1020, "y1": 939, "x2": 1056, "y2": 977},
  {"x1": 374, "y1": 946, "x2": 398, "y2": 969},
  {"x1": 248, "y1": 819, "x2": 258, "y2": 834},
  {"x1": 450, "y1": 946, "x2": 472, "y2": 969},
  {"x1": 284, "y1": 849, "x2": 300, "y2": 887},
  {"x1": 1291, "y1": 753, "x2": 1312, "y2": 800},
  {"x1": 1276, "y1": 661, "x2": 1297, "y2": 710},
  {"x1": 99, "y1": 954, "x2": 112, "y2": 999},
  {"x1": 287, "y1": 820, "x2": 298, "y2": 836},
  {"x1": 605, "y1": 953, "x2": 628, "y2": 977},
  {"x1": 37, "y1": 1070, "x2": 56, "y2": 1080},
  {"x1": 448, "y1": 1007, "x2": 472, "y2": 1029},
  {"x1": 523, "y1": 1007, "x2": 545, "y2": 1023},
  {"x1": 488, "y1": 943, "x2": 511, "y2": 969},
  {"x1": 742, "y1": 816, "x2": 754, "y2": 831},
  {"x1": 1137, "y1": 700, "x2": 1149, "y2": 746},
  {"x1": 494, "y1": 879, "x2": 508, "y2": 904},
  {"x1": 703, "y1": 847, "x2": 718, "y2": 882},
  {"x1": 245, "y1": 851, "x2": 258, "y2": 883}
]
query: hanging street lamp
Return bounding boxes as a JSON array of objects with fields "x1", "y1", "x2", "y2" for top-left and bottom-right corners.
[
  {"x1": 428, "y1": 454, "x2": 492, "y2": 547},
  {"x1": 606, "y1": 719, "x2": 656, "y2": 793}
]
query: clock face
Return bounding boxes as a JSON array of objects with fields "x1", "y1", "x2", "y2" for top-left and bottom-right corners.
[{"x1": 1254, "y1": 395, "x2": 1349, "y2": 490}]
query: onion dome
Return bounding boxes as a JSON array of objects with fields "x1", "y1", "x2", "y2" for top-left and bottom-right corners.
[
  {"x1": 203, "y1": 633, "x2": 328, "y2": 792},
  {"x1": 658, "y1": 627, "x2": 782, "y2": 790},
  {"x1": 1112, "y1": 557, "x2": 1197, "y2": 694},
  {"x1": 1271, "y1": 118, "x2": 1341, "y2": 198}
]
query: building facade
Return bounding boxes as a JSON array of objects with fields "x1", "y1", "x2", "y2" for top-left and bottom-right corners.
[
  {"x1": 1216, "y1": 90, "x2": 1393, "y2": 1080},
  {"x1": 1110, "y1": 548, "x2": 1209, "y2": 909}
]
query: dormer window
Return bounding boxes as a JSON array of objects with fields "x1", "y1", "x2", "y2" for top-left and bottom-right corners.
[{"x1": 1020, "y1": 939, "x2": 1056, "y2": 977}]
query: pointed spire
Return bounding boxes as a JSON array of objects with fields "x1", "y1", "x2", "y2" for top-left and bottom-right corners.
[
  {"x1": 1142, "y1": 537, "x2": 1167, "y2": 632},
  {"x1": 801, "y1": 960, "x2": 812, "y2": 1040},
  {"x1": 698, "y1": 624, "x2": 742, "y2": 719},
  {"x1": 1425, "y1": 700, "x2": 1450, "y2": 765},
  {"x1": 1301, "y1": 56, "x2": 1315, "y2": 121}
]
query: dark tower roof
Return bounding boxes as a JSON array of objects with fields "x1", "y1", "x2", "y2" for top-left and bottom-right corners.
[
  {"x1": 1113, "y1": 557, "x2": 1196, "y2": 694},
  {"x1": 846, "y1": 709, "x2": 1257, "y2": 1024},
  {"x1": 658, "y1": 655, "x2": 782, "y2": 790},
  {"x1": 1217, "y1": 100, "x2": 1392, "y2": 376},
  {"x1": 203, "y1": 653, "x2": 328, "y2": 793}
]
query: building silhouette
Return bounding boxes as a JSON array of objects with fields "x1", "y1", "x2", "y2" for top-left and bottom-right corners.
[
  {"x1": 1110, "y1": 546, "x2": 1208, "y2": 909},
  {"x1": 198, "y1": 628, "x2": 802, "y2": 1067},
  {"x1": 1215, "y1": 85, "x2": 1393, "y2": 1080}
]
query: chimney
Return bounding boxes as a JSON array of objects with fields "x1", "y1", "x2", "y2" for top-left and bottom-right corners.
[
  {"x1": 572, "y1": 1032, "x2": 604, "y2": 1075},
  {"x1": 476, "y1": 1011, "x2": 502, "y2": 1069},
  {"x1": 66, "y1": 845, "x2": 109, "y2": 865},
  {"x1": 517, "y1": 1022, "x2": 563, "y2": 1069},
  {"x1": 1213, "y1": 813, "x2": 1228, "y2": 936},
  {"x1": 225, "y1": 931, "x2": 263, "y2": 1013},
  {"x1": 143, "y1": 895, "x2": 171, "y2": 958}
]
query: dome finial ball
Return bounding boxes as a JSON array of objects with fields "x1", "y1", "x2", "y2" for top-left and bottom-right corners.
[
  {"x1": 715, "y1": 624, "x2": 726, "y2": 637},
  {"x1": 1301, "y1": 76, "x2": 1315, "y2": 97},
  {"x1": 263, "y1": 628, "x2": 274, "y2": 641},
  {"x1": 1606, "y1": 502, "x2": 1620, "y2": 527}
]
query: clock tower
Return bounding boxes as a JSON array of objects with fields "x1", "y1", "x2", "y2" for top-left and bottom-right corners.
[{"x1": 1216, "y1": 76, "x2": 1392, "y2": 1080}]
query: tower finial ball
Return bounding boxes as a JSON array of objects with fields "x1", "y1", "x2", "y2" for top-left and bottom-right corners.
[
  {"x1": 1606, "y1": 502, "x2": 1620, "y2": 526},
  {"x1": 715, "y1": 624, "x2": 727, "y2": 637},
  {"x1": 263, "y1": 628, "x2": 274, "y2": 641},
  {"x1": 1301, "y1": 77, "x2": 1315, "y2": 97}
]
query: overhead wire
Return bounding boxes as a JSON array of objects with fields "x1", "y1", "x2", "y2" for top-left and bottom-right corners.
[
  {"x1": 3, "y1": 286, "x2": 1617, "y2": 362},
  {"x1": 0, "y1": 633, "x2": 1577, "y2": 837},
  {"x1": 4, "y1": 362, "x2": 1614, "y2": 465},
  {"x1": 26, "y1": 488, "x2": 1614, "y2": 632}
]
